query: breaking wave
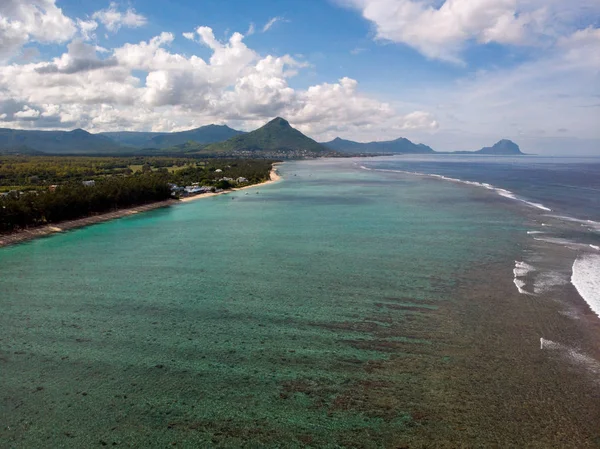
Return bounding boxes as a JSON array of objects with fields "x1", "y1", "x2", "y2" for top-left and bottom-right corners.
[
  {"x1": 571, "y1": 254, "x2": 600, "y2": 318},
  {"x1": 358, "y1": 166, "x2": 552, "y2": 212},
  {"x1": 513, "y1": 261, "x2": 534, "y2": 295}
]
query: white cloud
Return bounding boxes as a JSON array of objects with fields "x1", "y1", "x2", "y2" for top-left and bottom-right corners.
[
  {"x1": 381, "y1": 25, "x2": 600, "y2": 153},
  {"x1": 246, "y1": 23, "x2": 256, "y2": 37},
  {"x1": 92, "y1": 2, "x2": 147, "y2": 32},
  {"x1": 14, "y1": 106, "x2": 41, "y2": 119},
  {"x1": 338, "y1": 0, "x2": 600, "y2": 63},
  {"x1": 558, "y1": 26, "x2": 600, "y2": 69},
  {"x1": 182, "y1": 32, "x2": 195, "y2": 41},
  {"x1": 287, "y1": 78, "x2": 438, "y2": 139},
  {"x1": 263, "y1": 17, "x2": 284, "y2": 33},
  {"x1": 0, "y1": 24, "x2": 435, "y2": 139},
  {"x1": 36, "y1": 39, "x2": 118, "y2": 74},
  {"x1": 77, "y1": 19, "x2": 98, "y2": 41},
  {"x1": 0, "y1": 0, "x2": 76, "y2": 60}
]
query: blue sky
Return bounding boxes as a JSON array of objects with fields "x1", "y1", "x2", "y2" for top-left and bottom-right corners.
[{"x1": 1, "y1": 0, "x2": 599, "y2": 153}]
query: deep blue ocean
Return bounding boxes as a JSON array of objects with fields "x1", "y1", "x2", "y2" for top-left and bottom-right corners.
[{"x1": 362, "y1": 155, "x2": 600, "y2": 222}]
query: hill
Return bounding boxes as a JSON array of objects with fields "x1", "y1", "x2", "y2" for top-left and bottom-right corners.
[
  {"x1": 0, "y1": 128, "x2": 120, "y2": 154},
  {"x1": 475, "y1": 139, "x2": 523, "y2": 155},
  {"x1": 100, "y1": 124, "x2": 244, "y2": 149},
  {"x1": 201, "y1": 117, "x2": 329, "y2": 158},
  {"x1": 322, "y1": 136, "x2": 435, "y2": 154},
  {"x1": 97, "y1": 131, "x2": 164, "y2": 148}
]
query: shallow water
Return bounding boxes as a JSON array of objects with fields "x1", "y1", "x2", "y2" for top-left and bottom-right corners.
[{"x1": 1, "y1": 158, "x2": 598, "y2": 447}]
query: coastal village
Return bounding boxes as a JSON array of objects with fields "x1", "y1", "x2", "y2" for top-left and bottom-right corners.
[{"x1": 170, "y1": 169, "x2": 249, "y2": 198}]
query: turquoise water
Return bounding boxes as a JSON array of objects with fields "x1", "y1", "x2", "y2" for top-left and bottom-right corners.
[{"x1": 0, "y1": 159, "x2": 526, "y2": 447}]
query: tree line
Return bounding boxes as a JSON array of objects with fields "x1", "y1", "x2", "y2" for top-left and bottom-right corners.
[
  {"x1": 0, "y1": 157, "x2": 274, "y2": 233},
  {"x1": 0, "y1": 174, "x2": 172, "y2": 233}
]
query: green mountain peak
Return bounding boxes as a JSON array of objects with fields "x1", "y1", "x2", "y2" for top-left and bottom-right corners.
[{"x1": 200, "y1": 117, "x2": 328, "y2": 157}]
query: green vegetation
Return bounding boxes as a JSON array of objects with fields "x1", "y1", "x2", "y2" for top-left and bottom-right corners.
[
  {"x1": 100, "y1": 124, "x2": 244, "y2": 149},
  {"x1": 0, "y1": 119, "x2": 332, "y2": 158},
  {"x1": 0, "y1": 128, "x2": 120, "y2": 155},
  {"x1": 0, "y1": 156, "x2": 274, "y2": 233},
  {"x1": 202, "y1": 117, "x2": 328, "y2": 157},
  {"x1": 0, "y1": 175, "x2": 171, "y2": 233},
  {"x1": 0, "y1": 120, "x2": 523, "y2": 157}
]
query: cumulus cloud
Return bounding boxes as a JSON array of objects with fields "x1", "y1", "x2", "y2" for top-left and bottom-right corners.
[
  {"x1": 14, "y1": 106, "x2": 41, "y2": 120},
  {"x1": 0, "y1": 0, "x2": 76, "y2": 60},
  {"x1": 287, "y1": 78, "x2": 438, "y2": 139},
  {"x1": 35, "y1": 39, "x2": 118, "y2": 74},
  {"x1": 338, "y1": 0, "x2": 600, "y2": 62},
  {"x1": 92, "y1": 2, "x2": 147, "y2": 32},
  {"x1": 0, "y1": 22, "x2": 433, "y2": 138}
]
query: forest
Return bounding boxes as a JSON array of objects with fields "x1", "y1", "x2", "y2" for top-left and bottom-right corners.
[{"x1": 0, "y1": 156, "x2": 274, "y2": 233}]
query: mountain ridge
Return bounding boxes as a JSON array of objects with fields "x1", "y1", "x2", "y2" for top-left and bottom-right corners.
[
  {"x1": 0, "y1": 127, "x2": 120, "y2": 154},
  {"x1": 99, "y1": 124, "x2": 244, "y2": 149},
  {"x1": 322, "y1": 136, "x2": 435, "y2": 154},
  {"x1": 0, "y1": 120, "x2": 523, "y2": 157}
]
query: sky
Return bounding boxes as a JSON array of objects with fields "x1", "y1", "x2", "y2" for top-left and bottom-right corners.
[{"x1": 0, "y1": 0, "x2": 599, "y2": 153}]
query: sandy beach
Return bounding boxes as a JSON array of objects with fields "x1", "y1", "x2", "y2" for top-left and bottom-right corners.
[{"x1": 179, "y1": 162, "x2": 282, "y2": 203}]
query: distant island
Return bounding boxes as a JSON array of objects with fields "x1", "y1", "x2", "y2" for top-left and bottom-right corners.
[{"x1": 0, "y1": 118, "x2": 524, "y2": 157}]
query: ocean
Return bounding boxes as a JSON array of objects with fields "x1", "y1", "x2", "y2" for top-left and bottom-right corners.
[
  {"x1": 361, "y1": 155, "x2": 600, "y2": 317},
  {"x1": 1, "y1": 156, "x2": 599, "y2": 447}
]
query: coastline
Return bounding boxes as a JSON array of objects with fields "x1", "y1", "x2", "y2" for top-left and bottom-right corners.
[
  {"x1": 0, "y1": 200, "x2": 178, "y2": 248},
  {"x1": 179, "y1": 162, "x2": 282, "y2": 203},
  {"x1": 0, "y1": 163, "x2": 283, "y2": 248}
]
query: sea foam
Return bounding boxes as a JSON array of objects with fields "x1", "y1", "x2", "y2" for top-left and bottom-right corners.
[
  {"x1": 514, "y1": 261, "x2": 534, "y2": 277},
  {"x1": 533, "y1": 271, "x2": 569, "y2": 294},
  {"x1": 571, "y1": 254, "x2": 600, "y2": 318},
  {"x1": 360, "y1": 166, "x2": 553, "y2": 212},
  {"x1": 533, "y1": 236, "x2": 591, "y2": 251},
  {"x1": 513, "y1": 261, "x2": 534, "y2": 295},
  {"x1": 540, "y1": 338, "x2": 600, "y2": 374},
  {"x1": 549, "y1": 215, "x2": 600, "y2": 233}
]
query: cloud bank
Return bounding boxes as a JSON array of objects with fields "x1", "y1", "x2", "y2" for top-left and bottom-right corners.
[{"x1": 0, "y1": 1, "x2": 437, "y2": 140}]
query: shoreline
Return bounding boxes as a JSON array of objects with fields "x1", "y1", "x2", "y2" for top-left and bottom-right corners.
[
  {"x1": 0, "y1": 163, "x2": 283, "y2": 248},
  {"x1": 179, "y1": 162, "x2": 282, "y2": 203},
  {"x1": 0, "y1": 200, "x2": 178, "y2": 248}
]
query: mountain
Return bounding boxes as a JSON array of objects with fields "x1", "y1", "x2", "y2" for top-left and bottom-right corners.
[
  {"x1": 0, "y1": 128, "x2": 120, "y2": 154},
  {"x1": 99, "y1": 124, "x2": 244, "y2": 149},
  {"x1": 322, "y1": 136, "x2": 435, "y2": 154},
  {"x1": 149, "y1": 125, "x2": 244, "y2": 148},
  {"x1": 98, "y1": 131, "x2": 163, "y2": 148},
  {"x1": 475, "y1": 139, "x2": 523, "y2": 155},
  {"x1": 201, "y1": 117, "x2": 328, "y2": 157}
]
